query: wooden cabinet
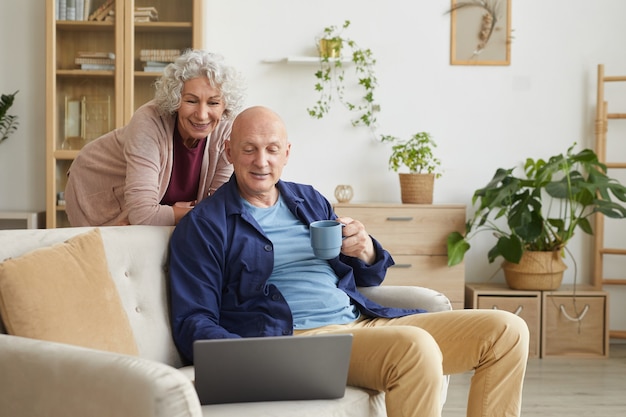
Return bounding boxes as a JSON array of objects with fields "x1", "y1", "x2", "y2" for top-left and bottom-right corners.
[
  {"x1": 45, "y1": 0, "x2": 203, "y2": 228},
  {"x1": 334, "y1": 203, "x2": 466, "y2": 309},
  {"x1": 466, "y1": 283, "x2": 609, "y2": 358}
]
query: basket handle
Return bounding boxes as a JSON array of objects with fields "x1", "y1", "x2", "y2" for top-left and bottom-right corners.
[
  {"x1": 492, "y1": 305, "x2": 523, "y2": 316},
  {"x1": 559, "y1": 304, "x2": 590, "y2": 322}
]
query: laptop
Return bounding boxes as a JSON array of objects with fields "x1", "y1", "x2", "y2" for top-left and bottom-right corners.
[{"x1": 193, "y1": 334, "x2": 353, "y2": 405}]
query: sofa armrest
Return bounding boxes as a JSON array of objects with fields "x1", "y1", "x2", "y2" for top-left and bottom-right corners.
[
  {"x1": 357, "y1": 286, "x2": 452, "y2": 312},
  {"x1": 0, "y1": 334, "x2": 202, "y2": 417}
]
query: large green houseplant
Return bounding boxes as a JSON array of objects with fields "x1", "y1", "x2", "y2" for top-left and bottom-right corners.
[
  {"x1": 447, "y1": 144, "x2": 626, "y2": 289},
  {"x1": 380, "y1": 132, "x2": 442, "y2": 204},
  {"x1": 0, "y1": 91, "x2": 19, "y2": 145},
  {"x1": 307, "y1": 20, "x2": 378, "y2": 129}
]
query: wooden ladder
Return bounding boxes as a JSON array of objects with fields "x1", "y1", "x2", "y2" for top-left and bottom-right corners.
[{"x1": 594, "y1": 63, "x2": 626, "y2": 339}]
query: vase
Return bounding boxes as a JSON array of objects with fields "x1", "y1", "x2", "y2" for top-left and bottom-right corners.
[
  {"x1": 398, "y1": 173, "x2": 434, "y2": 204},
  {"x1": 319, "y1": 38, "x2": 342, "y2": 58},
  {"x1": 502, "y1": 250, "x2": 567, "y2": 291},
  {"x1": 334, "y1": 185, "x2": 354, "y2": 203}
]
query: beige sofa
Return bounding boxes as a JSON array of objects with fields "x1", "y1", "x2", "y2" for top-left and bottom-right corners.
[{"x1": 0, "y1": 225, "x2": 452, "y2": 417}]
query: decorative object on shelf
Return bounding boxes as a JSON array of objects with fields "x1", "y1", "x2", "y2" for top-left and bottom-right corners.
[
  {"x1": 381, "y1": 132, "x2": 442, "y2": 204},
  {"x1": 0, "y1": 91, "x2": 19, "y2": 145},
  {"x1": 447, "y1": 0, "x2": 512, "y2": 66},
  {"x1": 318, "y1": 38, "x2": 342, "y2": 58},
  {"x1": 307, "y1": 20, "x2": 378, "y2": 130},
  {"x1": 334, "y1": 185, "x2": 354, "y2": 203},
  {"x1": 62, "y1": 95, "x2": 112, "y2": 150},
  {"x1": 447, "y1": 143, "x2": 626, "y2": 290}
]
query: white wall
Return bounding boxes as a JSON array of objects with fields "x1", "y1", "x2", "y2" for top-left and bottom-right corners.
[
  {"x1": 0, "y1": 0, "x2": 46, "y2": 212},
  {"x1": 2, "y1": 0, "x2": 626, "y2": 331}
]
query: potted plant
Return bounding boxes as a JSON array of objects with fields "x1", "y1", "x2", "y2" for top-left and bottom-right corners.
[
  {"x1": 447, "y1": 143, "x2": 626, "y2": 290},
  {"x1": 0, "y1": 90, "x2": 19, "y2": 144},
  {"x1": 307, "y1": 20, "x2": 378, "y2": 130},
  {"x1": 381, "y1": 132, "x2": 442, "y2": 204}
]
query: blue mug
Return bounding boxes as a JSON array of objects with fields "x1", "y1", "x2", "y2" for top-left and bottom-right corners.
[{"x1": 310, "y1": 220, "x2": 344, "y2": 260}]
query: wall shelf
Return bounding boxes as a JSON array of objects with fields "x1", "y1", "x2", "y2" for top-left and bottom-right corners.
[{"x1": 262, "y1": 56, "x2": 350, "y2": 65}]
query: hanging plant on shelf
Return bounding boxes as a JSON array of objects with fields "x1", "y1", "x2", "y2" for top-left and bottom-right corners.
[
  {"x1": 307, "y1": 20, "x2": 379, "y2": 130},
  {"x1": 0, "y1": 90, "x2": 19, "y2": 145}
]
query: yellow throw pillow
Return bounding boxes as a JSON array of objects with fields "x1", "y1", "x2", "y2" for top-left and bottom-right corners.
[{"x1": 0, "y1": 228, "x2": 138, "y2": 355}]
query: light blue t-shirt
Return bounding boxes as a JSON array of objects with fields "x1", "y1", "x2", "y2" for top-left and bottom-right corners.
[{"x1": 243, "y1": 194, "x2": 360, "y2": 329}]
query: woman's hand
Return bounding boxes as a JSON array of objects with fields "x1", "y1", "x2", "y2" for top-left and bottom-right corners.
[
  {"x1": 337, "y1": 216, "x2": 376, "y2": 264},
  {"x1": 173, "y1": 201, "x2": 197, "y2": 224}
]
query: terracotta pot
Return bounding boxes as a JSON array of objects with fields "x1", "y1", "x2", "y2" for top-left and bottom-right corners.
[
  {"x1": 502, "y1": 250, "x2": 567, "y2": 291},
  {"x1": 398, "y1": 173, "x2": 434, "y2": 204}
]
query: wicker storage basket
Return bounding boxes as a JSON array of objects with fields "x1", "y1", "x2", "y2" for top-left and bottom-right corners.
[
  {"x1": 398, "y1": 173, "x2": 434, "y2": 204},
  {"x1": 502, "y1": 250, "x2": 567, "y2": 291}
]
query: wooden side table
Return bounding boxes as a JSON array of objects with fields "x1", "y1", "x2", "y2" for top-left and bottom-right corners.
[
  {"x1": 466, "y1": 283, "x2": 541, "y2": 358},
  {"x1": 466, "y1": 283, "x2": 609, "y2": 358}
]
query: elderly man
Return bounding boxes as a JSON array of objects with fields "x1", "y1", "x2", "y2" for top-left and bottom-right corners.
[{"x1": 169, "y1": 106, "x2": 529, "y2": 417}]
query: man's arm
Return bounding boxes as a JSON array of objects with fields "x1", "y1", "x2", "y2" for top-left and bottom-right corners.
[{"x1": 168, "y1": 213, "x2": 240, "y2": 363}]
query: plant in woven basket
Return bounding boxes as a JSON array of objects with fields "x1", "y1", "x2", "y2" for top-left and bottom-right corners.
[
  {"x1": 447, "y1": 143, "x2": 626, "y2": 270},
  {"x1": 381, "y1": 132, "x2": 442, "y2": 175},
  {"x1": 380, "y1": 132, "x2": 442, "y2": 204}
]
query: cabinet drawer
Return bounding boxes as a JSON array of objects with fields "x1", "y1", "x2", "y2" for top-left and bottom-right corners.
[
  {"x1": 477, "y1": 295, "x2": 541, "y2": 358},
  {"x1": 384, "y1": 255, "x2": 464, "y2": 309},
  {"x1": 542, "y1": 293, "x2": 608, "y2": 358},
  {"x1": 334, "y1": 205, "x2": 465, "y2": 255}
]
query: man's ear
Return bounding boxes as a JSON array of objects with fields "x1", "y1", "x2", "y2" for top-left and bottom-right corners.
[
  {"x1": 225, "y1": 140, "x2": 233, "y2": 163},
  {"x1": 283, "y1": 142, "x2": 291, "y2": 165}
]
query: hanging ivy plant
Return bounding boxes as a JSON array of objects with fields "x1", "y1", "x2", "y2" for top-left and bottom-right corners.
[{"x1": 307, "y1": 21, "x2": 378, "y2": 129}]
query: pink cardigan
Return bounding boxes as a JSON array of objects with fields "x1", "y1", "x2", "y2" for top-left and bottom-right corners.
[{"x1": 65, "y1": 100, "x2": 233, "y2": 226}]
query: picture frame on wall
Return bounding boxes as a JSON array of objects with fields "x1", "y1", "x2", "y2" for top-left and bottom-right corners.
[{"x1": 449, "y1": 0, "x2": 512, "y2": 66}]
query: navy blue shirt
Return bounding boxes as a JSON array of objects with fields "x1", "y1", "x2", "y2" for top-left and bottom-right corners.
[{"x1": 168, "y1": 174, "x2": 426, "y2": 362}]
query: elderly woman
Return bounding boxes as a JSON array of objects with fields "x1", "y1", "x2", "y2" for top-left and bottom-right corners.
[{"x1": 65, "y1": 49, "x2": 246, "y2": 226}]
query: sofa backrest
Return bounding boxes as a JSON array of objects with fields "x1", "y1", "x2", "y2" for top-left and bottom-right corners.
[{"x1": 0, "y1": 225, "x2": 184, "y2": 368}]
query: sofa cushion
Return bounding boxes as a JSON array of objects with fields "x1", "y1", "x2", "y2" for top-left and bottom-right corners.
[{"x1": 0, "y1": 228, "x2": 138, "y2": 355}]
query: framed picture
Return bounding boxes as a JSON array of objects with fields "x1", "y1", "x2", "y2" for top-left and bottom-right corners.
[{"x1": 449, "y1": 0, "x2": 512, "y2": 66}]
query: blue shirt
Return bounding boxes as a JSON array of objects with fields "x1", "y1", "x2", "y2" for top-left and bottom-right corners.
[
  {"x1": 244, "y1": 194, "x2": 360, "y2": 329},
  {"x1": 168, "y1": 174, "x2": 426, "y2": 363}
]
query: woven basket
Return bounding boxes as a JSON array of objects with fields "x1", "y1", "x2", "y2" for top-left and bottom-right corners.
[
  {"x1": 398, "y1": 173, "x2": 434, "y2": 204},
  {"x1": 502, "y1": 250, "x2": 567, "y2": 291}
]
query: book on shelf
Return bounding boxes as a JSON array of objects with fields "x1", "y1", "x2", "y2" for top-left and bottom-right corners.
[
  {"x1": 65, "y1": 0, "x2": 76, "y2": 20},
  {"x1": 143, "y1": 61, "x2": 170, "y2": 72},
  {"x1": 57, "y1": 0, "x2": 67, "y2": 20},
  {"x1": 79, "y1": 64, "x2": 115, "y2": 70},
  {"x1": 57, "y1": 0, "x2": 92, "y2": 21},
  {"x1": 140, "y1": 49, "x2": 181, "y2": 63},
  {"x1": 75, "y1": 57, "x2": 115, "y2": 65},
  {"x1": 87, "y1": 0, "x2": 114, "y2": 21},
  {"x1": 77, "y1": 51, "x2": 115, "y2": 59},
  {"x1": 134, "y1": 6, "x2": 158, "y2": 21}
]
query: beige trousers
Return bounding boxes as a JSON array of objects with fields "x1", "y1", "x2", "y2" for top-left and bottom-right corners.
[{"x1": 295, "y1": 309, "x2": 529, "y2": 417}]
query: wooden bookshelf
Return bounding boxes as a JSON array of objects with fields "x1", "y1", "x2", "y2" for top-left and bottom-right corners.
[{"x1": 45, "y1": 0, "x2": 203, "y2": 227}]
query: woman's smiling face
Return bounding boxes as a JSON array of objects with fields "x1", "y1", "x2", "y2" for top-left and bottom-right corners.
[{"x1": 176, "y1": 77, "x2": 226, "y2": 146}]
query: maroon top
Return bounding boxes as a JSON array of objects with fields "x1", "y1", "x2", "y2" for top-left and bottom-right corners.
[{"x1": 161, "y1": 128, "x2": 206, "y2": 206}]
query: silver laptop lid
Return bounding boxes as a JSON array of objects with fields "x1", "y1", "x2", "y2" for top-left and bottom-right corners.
[{"x1": 193, "y1": 334, "x2": 353, "y2": 405}]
